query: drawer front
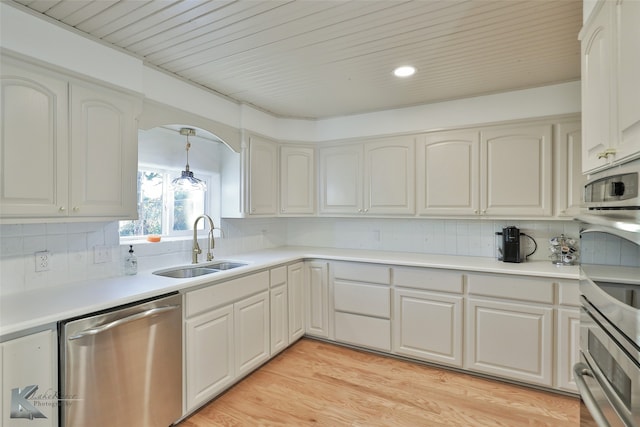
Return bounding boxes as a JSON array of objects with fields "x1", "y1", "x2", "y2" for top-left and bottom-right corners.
[
  {"x1": 332, "y1": 261, "x2": 391, "y2": 284},
  {"x1": 270, "y1": 265, "x2": 287, "y2": 288},
  {"x1": 334, "y1": 281, "x2": 390, "y2": 318},
  {"x1": 393, "y1": 267, "x2": 464, "y2": 293},
  {"x1": 557, "y1": 280, "x2": 580, "y2": 306},
  {"x1": 334, "y1": 312, "x2": 391, "y2": 351},
  {"x1": 186, "y1": 271, "x2": 270, "y2": 317},
  {"x1": 467, "y1": 273, "x2": 554, "y2": 304}
]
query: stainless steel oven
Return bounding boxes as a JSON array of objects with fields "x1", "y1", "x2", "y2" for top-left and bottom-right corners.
[{"x1": 575, "y1": 160, "x2": 640, "y2": 427}]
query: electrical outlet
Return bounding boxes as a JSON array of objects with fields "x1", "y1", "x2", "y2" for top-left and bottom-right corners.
[
  {"x1": 35, "y1": 251, "x2": 50, "y2": 272},
  {"x1": 94, "y1": 245, "x2": 112, "y2": 264}
]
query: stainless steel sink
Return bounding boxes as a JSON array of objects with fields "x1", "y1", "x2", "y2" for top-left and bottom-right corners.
[{"x1": 152, "y1": 261, "x2": 247, "y2": 278}]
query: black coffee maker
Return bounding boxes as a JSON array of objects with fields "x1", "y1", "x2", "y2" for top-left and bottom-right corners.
[{"x1": 496, "y1": 226, "x2": 523, "y2": 263}]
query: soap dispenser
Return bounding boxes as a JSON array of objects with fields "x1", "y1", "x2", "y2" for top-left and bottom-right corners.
[{"x1": 124, "y1": 245, "x2": 138, "y2": 275}]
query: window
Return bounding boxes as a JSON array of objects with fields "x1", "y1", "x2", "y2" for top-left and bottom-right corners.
[{"x1": 119, "y1": 167, "x2": 210, "y2": 238}]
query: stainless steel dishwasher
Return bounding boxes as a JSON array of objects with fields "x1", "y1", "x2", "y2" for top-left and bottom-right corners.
[{"x1": 59, "y1": 292, "x2": 182, "y2": 427}]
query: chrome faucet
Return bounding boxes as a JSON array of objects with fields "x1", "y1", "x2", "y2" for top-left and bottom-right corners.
[{"x1": 192, "y1": 214, "x2": 215, "y2": 264}]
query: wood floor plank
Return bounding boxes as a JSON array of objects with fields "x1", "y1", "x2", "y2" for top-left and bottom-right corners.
[{"x1": 179, "y1": 338, "x2": 579, "y2": 426}]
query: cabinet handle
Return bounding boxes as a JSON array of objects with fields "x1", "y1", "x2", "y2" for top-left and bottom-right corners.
[
  {"x1": 597, "y1": 148, "x2": 616, "y2": 159},
  {"x1": 58, "y1": 206, "x2": 66, "y2": 212}
]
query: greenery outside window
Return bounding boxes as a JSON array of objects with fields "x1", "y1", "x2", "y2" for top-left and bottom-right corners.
[{"x1": 119, "y1": 167, "x2": 210, "y2": 238}]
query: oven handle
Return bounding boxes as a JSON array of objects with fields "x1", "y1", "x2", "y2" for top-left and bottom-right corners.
[{"x1": 573, "y1": 363, "x2": 612, "y2": 427}]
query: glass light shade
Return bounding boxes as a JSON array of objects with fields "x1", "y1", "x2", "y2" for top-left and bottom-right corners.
[{"x1": 171, "y1": 170, "x2": 207, "y2": 191}]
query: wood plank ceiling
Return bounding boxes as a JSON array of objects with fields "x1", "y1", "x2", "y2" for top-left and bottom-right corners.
[{"x1": 11, "y1": 0, "x2": 582, "y2": 119}]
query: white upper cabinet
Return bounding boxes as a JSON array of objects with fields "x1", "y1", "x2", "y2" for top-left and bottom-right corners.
[
  {"x1": 0, "y1": 56, "x2": 141, "y2": 221},
  {"x1": 319, "y1": 136, "x2": 415, "y2": 215},
  {"x1": 614, "y1": 0, "x2": 640, "y2": 163},
  {"x1": 417, "y1": 130, "x2": 480, "y2": 216},
  {"x1": 247, "y1": 135, "x2": 278, "y2": 215},
  {"x1": 280, "y1": 145, "x2": 315, "y2": 215},
  {"x1": 580, "y1": 0, "x2": 640, "y2": 172},
  {"x1": 554, "y1": 120, "x2": 584, "y2": 217},
  {"x1": 481, "y1": 123, "x2": 552, "y2": 216},
  {"x1": 417, "y1": 122, "x2": 553, "y2": 217},
  {"x1": 69, "y1": 81, "x2": 139, "y2": 218},
  {"x1": 1, "y1": 59, "x2": 69, "y2": 218}
]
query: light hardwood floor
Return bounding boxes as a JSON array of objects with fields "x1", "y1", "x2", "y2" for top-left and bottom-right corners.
[{"x1": 179, "y1": 338, "x2": 579, "y2": 426}]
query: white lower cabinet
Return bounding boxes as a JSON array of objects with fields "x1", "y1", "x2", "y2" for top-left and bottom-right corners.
[
  {"x1": 234, "y1": 291, "x2": 270, "y2": 377},
  {"x1": 556, "y1": 280, "x2": 581, "y2": 393},
  {"x1": 184, "y1": 271, "x2": 269, "y2": 413},
  {"x1": 1, "y1": 330, "x2": 57, "y2": 427},
  {"x1": 185, "y1": 305, "x2": 234, "y2": 411},
  {"x1": 287, "y1": 262, "x2": 305, "y2": 342},
  {"x1": 465, "y1": 272, "x2": 554, "y2": 387},
  {"x1": 270, "y1": 266, "x2": 289, "y2": 356},
  {"x1": 331, "y1": 262, "x2": 391, "y2": 351},
  {"x1": 393, "y1": 289, "x2": 463, "y2": 367},
  {"x1": 305, "y1": 261, "x2": 330, "y2": 338}
]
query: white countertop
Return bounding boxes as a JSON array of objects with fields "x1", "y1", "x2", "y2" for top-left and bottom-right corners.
[{"x1": 0, "y1": 246, "x2": 579, "y2": 339}]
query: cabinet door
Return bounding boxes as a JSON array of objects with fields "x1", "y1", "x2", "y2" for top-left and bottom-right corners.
[
  {"x1": 2, "y1": 330, "x2": 57, "y2": 426},
  {"x1": 69, "y1": 82, "x2": 138, "y2": 218},
  {"x1": 555, "y1": 120, "x2": 584, "y2": 217},
  {"x1": 185, "y1": 305, "x2": 234, "y2": 411},
  {"x1": 615, "y1": 0, "x2": 640, "y2": 162},
  {"x1": 287, "y1": 262, "x2": 305, "y2": 342},
  {"x1": 0, "y1": 60, "x2": 69, "y2": 218},
  {"x1": 270, "y1": 284, "x2": 289, "y2": 355},
  {"x1": 417, "y1": 131, "x2": 480, "y2": 216},
  {"x1": 319, "y1": 144, "x2": 363, "y2": 214},
  {"x1": 248, "y1": 135, "x2": 278, "y2": 215},
  {"x1": 305, "y1": 261, "x2": 329, "y2": 338},
  {"x1": 556, "y1": 308, "x2": 580, "y2": 393},
  {"x1": 581, "y1": 3, "x2": 614, "y2": 172},
  {"x1": 481, "y1": 124, "x2": 552, "y2": 216},
  {"x1": 393, "y1": 289, "x2": 463, "y2": 367},
  {"x1": 465, "y1": 297, "x2": 553, "y2": 386},
  {"x1": 280, "y1": 145, "x2": 315, "y2": 215},
  {"x1": 364, "y1": 138, "x2": 415, "y2": 215},
  {"x1": 234, "y1": 291, "x2": 270, "y2": 377}
]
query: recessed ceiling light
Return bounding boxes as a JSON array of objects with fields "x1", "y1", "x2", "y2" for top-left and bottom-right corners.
[{"x1": 393, "y1": 65, "x2": 416, "y2": 77}]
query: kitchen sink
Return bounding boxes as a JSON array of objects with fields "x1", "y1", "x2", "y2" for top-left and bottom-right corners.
[{"x1": 153, "y1": 261, "x2": 247, "y2": 279}]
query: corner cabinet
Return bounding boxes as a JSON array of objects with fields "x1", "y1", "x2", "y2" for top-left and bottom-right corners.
[
  {"x1": 417, "y1": 122, "x2": 553, "y2": 217},
  {"x1": 247, "y1": 135, "x2": 278, "y2": 215},
  {"x1": 580, "y1": 0, "x2": 640, "y2": 172},
  {"x1": 0, "y1": 55, "x2": 141, "y2": 221},
  {"x1": 280, "y1": 145, "x2": 315, "y2": 215},
  {"x1": 319, "y1": 136, "x2": 415, "y2": 215}
]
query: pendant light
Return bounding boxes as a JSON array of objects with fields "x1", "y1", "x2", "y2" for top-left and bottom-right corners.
[{"x1": 171, "y1": 128, "x2": 207, "y2": 191}]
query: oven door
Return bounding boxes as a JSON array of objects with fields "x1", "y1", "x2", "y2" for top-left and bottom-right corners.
[{"x1": 575, "y1": 300, "x2": 640, "y2": 426}]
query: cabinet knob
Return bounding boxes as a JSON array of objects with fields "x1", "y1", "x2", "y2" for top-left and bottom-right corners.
[
  {"x1": 474, "y1": 209, "x2": 478, "y2": 214},
  {"x1": 358, "y1": 209, "x2": 363, "y2": 213},
  {"x1": 481, "y1": 209, "x2": 486, "y2": 214},
  {"x1": 59, "y1": 206, "x2": 66, "y2": 212},
  {"x1": 72, "y1": 207, "x2": 79, "y2": 212}
]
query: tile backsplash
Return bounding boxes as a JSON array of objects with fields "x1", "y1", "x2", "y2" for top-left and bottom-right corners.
[{"x1": 0, "y1": 217, "x2": 583, "y2": 296}]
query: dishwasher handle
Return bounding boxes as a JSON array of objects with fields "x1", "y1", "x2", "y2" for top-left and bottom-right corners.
[{"x1": 68, "y1": 305, "x2": 180, "y2": 341}]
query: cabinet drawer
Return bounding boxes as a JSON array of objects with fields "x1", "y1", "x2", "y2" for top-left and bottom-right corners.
[
  {"x1": 334, "y1": 281, "x2": 390, "y2": 318},
  {"x1": 393, "y1": 267, "x2": 464, "y2": 293},
  {"x1": 332, "y1": 262, "x2": 391, "y2": 284},
  {"x1": 558, "y1": 280, "x2": 580, "y2": 306},
  {"x1": 186, "y1": 271, "x2": 269, "y2": 318},
  {"x1": 467, "y1": 273, "x2": 553, "y2": 304},
  {"x1": 334, "y1": 312, "x2": 391, "y2": 351},
  {"x1": 270, "y1": 266, "x2": 287, "y2": 288}
]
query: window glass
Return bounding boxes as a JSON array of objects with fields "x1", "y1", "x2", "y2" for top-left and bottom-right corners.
[{"x1": 119, "y1": 167, "x2": 208, "y2": 238}]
